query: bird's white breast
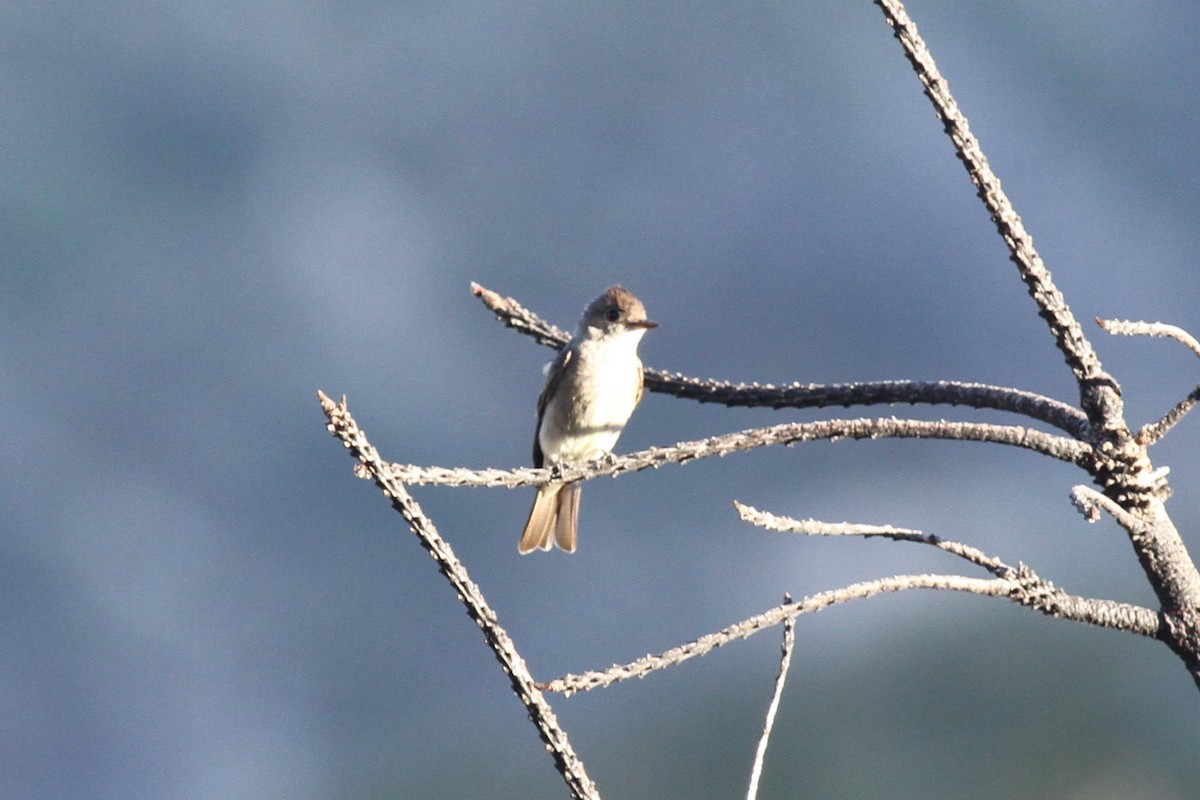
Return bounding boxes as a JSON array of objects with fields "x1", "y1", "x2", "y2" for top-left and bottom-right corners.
[{"x1": 539, "y1": 330, "x2": 645, "y2": 464}]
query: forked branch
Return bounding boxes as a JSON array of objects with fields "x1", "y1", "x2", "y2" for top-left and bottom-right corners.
[
  {"x1": 319, "y1": 3, "x2": 1200, "y2": 797},
  {"x1": 542, "y1": 506, "x2": 1163, "y2": 697},
  {"x1": 734, "y1": 502, "x2": 1164, "y2": 635},
  {"x1": 1097, "y1": 317, "x2": 1200, "y2": 445}
]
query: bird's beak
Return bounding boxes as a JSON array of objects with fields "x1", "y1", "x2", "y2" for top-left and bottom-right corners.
[{"x1": 629, "y1": 319, "x2": 658, "y2": 330}]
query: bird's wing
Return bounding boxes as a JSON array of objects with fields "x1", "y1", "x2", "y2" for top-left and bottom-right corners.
[{"x1": 533, "y1": 345, "x2": 573, "y2": 468}]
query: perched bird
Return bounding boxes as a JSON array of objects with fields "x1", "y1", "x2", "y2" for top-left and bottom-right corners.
[{"x1": 519, "y1": 286, "x2": 657, "y2": 553}]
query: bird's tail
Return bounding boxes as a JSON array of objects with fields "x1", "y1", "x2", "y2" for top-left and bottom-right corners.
[{"x1": 519, "y1": 482, "x2": 581, "y2": 554}]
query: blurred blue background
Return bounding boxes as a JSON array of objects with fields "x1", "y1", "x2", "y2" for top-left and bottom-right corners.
[{"x1": 5, "y1": 2, "x2": 1200, "y2": 798}]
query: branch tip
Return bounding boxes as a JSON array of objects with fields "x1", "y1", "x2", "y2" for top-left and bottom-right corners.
[
  {"x1": 1069, "y1": 485, "x2": 1154, "y2": 536},
  {"x1": 316, "y1": 389, "x2": 348, "y2": 416},
  {"x1": 1069, "y1": 486, "x2": 1103, "y2": 523},
  {"x1": 1095, "y1": 318, "x2": 1200, "y2": 359},
  {"x1": 747, "y1": 597, "x2": 797, "y2": 800}
]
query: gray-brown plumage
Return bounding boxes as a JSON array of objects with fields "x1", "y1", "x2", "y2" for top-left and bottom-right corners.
[{"x1": 519, "y1": 286, "x2": 657, "y2": 553}]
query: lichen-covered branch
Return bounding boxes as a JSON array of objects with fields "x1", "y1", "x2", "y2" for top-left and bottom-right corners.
[
  {"x1": 542, "y1": 575, "x2": 1014, "y2": 695},
  {"x1": 1137, "y1": 387, "x2": 1200, "y2": 446},
  {"x1": 647, "y1": 373, "x2": 1091, "y2": 440},
  {"x1": 376, "y1": 416, "x2": 1091, "y2": 490},
  {"x1": 468, "y1": 280, "x2": 1200, "y2": 687},
  {"x1": 318, "y1": 391, "x2": 601, "y2": 800},
  {"x1": 872, "y1": 0, "x2": 1111, "y2": 420},
  {"x1": 542, "y1": 566, "x2": 1164, "y2": 696},
  {"x1": 1097, "y1": 318, "x2": 1200, "y2": 360},
  {"x1": 472, "y1": 282, "x2": 1090, "y2": 438},
  {"x1": 471, "y1": 281, "x2": 570, "y2": 349},
  {"x1": 732, "y1": 501, "x2": 1164, "y2": 636},
  {"x1": 733, "y1": 501, "x2": 1014, "y2": 577},
  {"x1": 1071, "y1": 485, "x2": 1159, "y2": 535},
  {"x1": 1096, "y1": 317, "x2": 1200, "y2": 444}
]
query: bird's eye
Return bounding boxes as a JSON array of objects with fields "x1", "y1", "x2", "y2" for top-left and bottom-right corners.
[{"x1": 606, "y1": 308, "x2": 621, "y2": 322}]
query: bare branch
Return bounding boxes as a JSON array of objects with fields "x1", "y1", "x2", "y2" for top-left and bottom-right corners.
[
  {"x1": 1070, "y1": 485, "x2": 1158, "y2": 536},
  {"x1": 1071, "y1": 462, "x2": 1200, "y2": 682},
  {"x1": 1137, "y1": 386, "x2": 1200, "y2": 446},
  {"x1": 872, "y1": 0, "x2": 1115, "y2": 428},
  {"x1": 878, "y1": 0, "x2": 1200, "y2": 683},
  {"x1": 733, "y1": 499, "x2": 1163, "y2": 635},
  {"x1": 650, "y1": 374, "x2": 1091, "y2": 440},
  {"x1": 878, "y1": 0, "x2": 1200, "y2": 671},
  {"x1": 1097, "y1": 317, "x2": 1200, "y2": 359},
  {"x1": 747, "y1": 595, "x2": 796, "y2": 800},
  {"x1": 471, "y1": 281, "x2": 570, "y2": 349},
  {"x1": 542, "y1": 569, "x2": 1163, "y2": 696},
  {"x1": 1095, "y1": 318, "x2": 1200, "y2": 444},
  {"x1": 472, "y1": 282, "x2": 1090, "y2": 438},
  {"x1": 1069, "y1": 485, "x2": 1104, "y2": 524},
  {"x1": 735, "y1": 503, "x2": 923, "y2": 538},
  {"x1": 375, "y1": 416, "x2": 1090, "y2": 490},
  {"x1": 542, "y1": 575, "x2": 1015, "y2": 695},
  {"x1": 733, "y1": 501, "x2": 1013, "y2": 577},
  {"x1": 318, "y1": 391, "x2": 601, "y2": 800}
]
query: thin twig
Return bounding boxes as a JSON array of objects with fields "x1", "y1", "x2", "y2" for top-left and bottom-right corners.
[
  {"x1": 377, "y1": 416, "x2": 1091, "y2": 489},
  {"x1": 735, "y1": 504, "x2": 923, "y2": 538},
  {"x1": 472, "y1": 282, "x2": 1090, "y2": 438},
  {"x1": 1097, "y1": 318, "x2": 1200, "y2": 359},
  {"x1": 747, "y1": 595, "x2": 796, "y2": 800},
  {"x1": 1070, "y1": 485, "x2": 1157, "y2": 536},
  {"x1": 543, "y1": 574, "x2": 1014, "y2": 695},
  {"x1": 541, "y1": 569, "x2": 1162, "y2": 695},
  {"x1": 318, "y1": 391, "x2": 601, "y2": 800},
  {"x1": 733, "y1": 499, "x2": 1163, "y2": 635},
  {"x1": 733, "y1": 501, "x2": 1014, "y2": 577},
  {"x1": 1138, "y1": 387, "x2": 1200, "y2": 446},
  {"x1": 471, "y1": 281, "x2": 570, "y2": 349},
  {"x1": 1096, "y1": 317, "x2": 1200, "y2": 444}
]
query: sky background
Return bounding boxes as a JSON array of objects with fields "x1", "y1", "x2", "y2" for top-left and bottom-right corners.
[{"x1": 5, "y1": 2, "x2": 1200, "y2": 798}]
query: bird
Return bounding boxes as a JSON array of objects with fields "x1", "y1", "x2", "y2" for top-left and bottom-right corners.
[{"x1": 518, "y1": 286, "x2": 657, "y2": 553}]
